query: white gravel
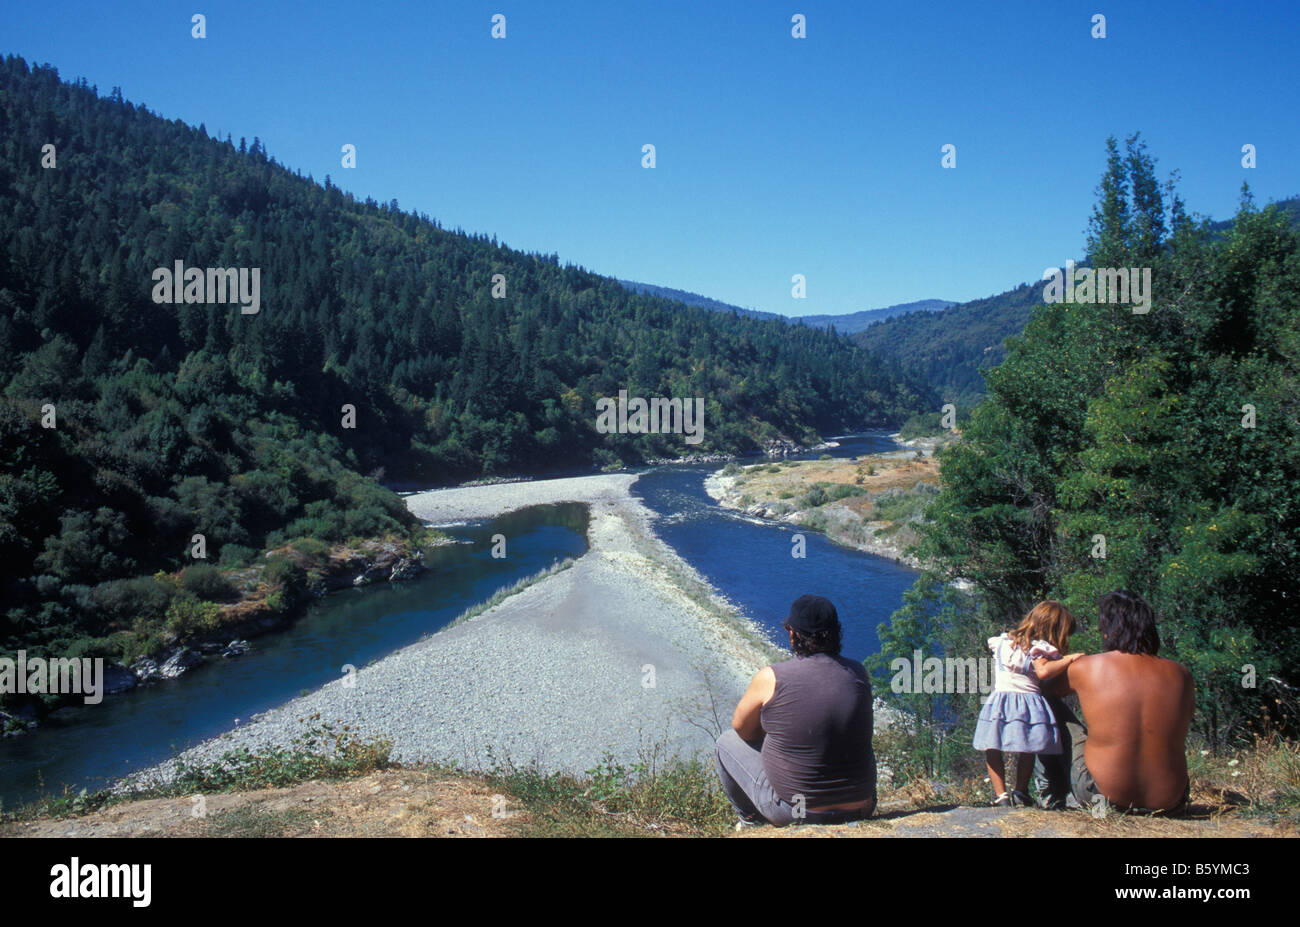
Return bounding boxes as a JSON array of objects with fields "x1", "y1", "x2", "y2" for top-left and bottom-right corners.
[{"x1": 120, "y1": 474, "x2": 780, "y2": 790}]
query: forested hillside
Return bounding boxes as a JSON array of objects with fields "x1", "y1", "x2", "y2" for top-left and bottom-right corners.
[
  {"x1": 872, "y1": 136, "x2": 1300, "y2": 765},
  {"x1": 0, "y1": 56, "x2": 932, "y2": 667},
  {"x1": 854, "y1": 285, "x2": 1038, "y2": 405},
  {"x1": 857, "y1": 196, "x2": 1300, "y2": 408}
]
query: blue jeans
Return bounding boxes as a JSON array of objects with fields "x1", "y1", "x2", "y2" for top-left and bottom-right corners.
[{"x1": 714, "y1": 729, "x2": 873, "y2": 826}]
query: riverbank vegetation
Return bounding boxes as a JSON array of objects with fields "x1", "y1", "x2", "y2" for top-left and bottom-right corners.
[{"x1": 870, "y1": 136, "x2": 1300, "y2": 778}]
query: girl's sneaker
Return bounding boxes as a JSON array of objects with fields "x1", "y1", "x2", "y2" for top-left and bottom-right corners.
[
  {"x1": 1010, "y1": 790, "x2": 1033, "y2": 807},
  {"x1": 991, "y1": 792, "x2": 1011, "y2": 807}
]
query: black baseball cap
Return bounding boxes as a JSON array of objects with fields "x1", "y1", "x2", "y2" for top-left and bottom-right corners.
[{"x1": 783, "y1": 594, "x2": 839, "y2": 634}]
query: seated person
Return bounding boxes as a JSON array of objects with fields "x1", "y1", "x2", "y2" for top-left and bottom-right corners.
[
  {"x1": 714, "y1": 594, "x2": 876, "y2": 826},
  {"x1": 1038, "y1": 590, "x2": 1194, "y2": 815}
]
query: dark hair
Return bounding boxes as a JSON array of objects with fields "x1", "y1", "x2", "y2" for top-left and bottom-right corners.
[
  {"x1": 1098, "y1": 589, "x2": 1160, "y2": 655},
  {"x1": 785, "y1": 624, "x2": 842, "y2": 657}
]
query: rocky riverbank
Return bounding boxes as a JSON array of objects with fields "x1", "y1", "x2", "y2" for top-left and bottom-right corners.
[
  {"x1": 0, "y1": 534, "x2": 431, "y2": 737},
  {"x1": 113, "y1": 473, "x2": 781, "y2": 793}
]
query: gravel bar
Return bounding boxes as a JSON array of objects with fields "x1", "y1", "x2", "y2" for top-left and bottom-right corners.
[{"x1": 120, "y1": 473, "x2": 780, "y2": 790}]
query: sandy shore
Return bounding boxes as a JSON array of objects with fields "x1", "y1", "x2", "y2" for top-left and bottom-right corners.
[{"x1": 121, "y1": 473, "x2": 781, "y2": 789}]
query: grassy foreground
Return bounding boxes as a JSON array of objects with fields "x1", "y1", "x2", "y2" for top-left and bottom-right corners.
[{"x1": 3, "y1": 717, "x2": 1297, "y2": 838}]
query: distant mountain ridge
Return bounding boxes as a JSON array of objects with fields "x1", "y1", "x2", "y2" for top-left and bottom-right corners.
[
  {"x1": 617, "y1": 281, "x2": 954, "y2": 333},
  {"x1": 616, "y1": 281, "x2": 782, "y2": 321},
  {"x1": 797, "y1": 300, "x2": 956, "y2": 334}
]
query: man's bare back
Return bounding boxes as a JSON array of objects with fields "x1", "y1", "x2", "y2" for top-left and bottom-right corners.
[{"x1": 1064, "y1": 651, "x2": 1194, "y2": 811}]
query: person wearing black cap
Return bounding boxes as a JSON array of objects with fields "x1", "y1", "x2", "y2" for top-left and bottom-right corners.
[{"x1": 714, "y1": 594, "x2": 877, "y2": 827}]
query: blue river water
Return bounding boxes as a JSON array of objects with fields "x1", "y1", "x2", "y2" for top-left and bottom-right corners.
[
  {"x1": 632, "y1": 432, "x2": 919, "y2": 662},
  {"x1": 0, "y1": 504, "x2": 589, "y2": 809},
  {"x1": 0, "y1": 432, "x2": 919, "y2": 809}
]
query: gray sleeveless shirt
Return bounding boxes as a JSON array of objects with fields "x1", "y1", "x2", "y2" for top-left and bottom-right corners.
[{"x1": 759, "y1": 652, "x2": 877, "y2": 807}]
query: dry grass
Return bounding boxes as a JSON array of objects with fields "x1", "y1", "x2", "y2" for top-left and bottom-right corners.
[
  {"x1": 8, "y1": 741, "x2": 1297, "y2": 839},
  {"x1": 1188, "y1": 733, "x2": 1300, "y2": 816},
  {"x1": 734, "y1": 455, "x2": 938, "y2": 498},
  {"x1": 3, "y1": 768, "x2": 530, "y2": 838}
]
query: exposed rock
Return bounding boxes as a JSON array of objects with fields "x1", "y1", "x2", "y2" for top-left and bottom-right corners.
[
  {"x1": 158, "y1": 649, "x2": 204, "y2": 679},
  {"x1": 763, "y1": 439, "x2": 798, "y2": 457},
  {"x1": 389, "y1": 557, "x2": 423, "y2": 581},
  {"x1": 130, "y1": 659, "x2": 160, "y2": 683},
  {"x1": 221, "y1": 640, "x2": 251, "y2": 658}
]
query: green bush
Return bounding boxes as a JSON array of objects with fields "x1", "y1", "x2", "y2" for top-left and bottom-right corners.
[
  {"x1": 179, "y1": 563, "x2": 238, "y2": 601},
  {"x1": 871, "y1": 487, "x2": 935, "y2": 522},
  {"x1": 91, "y1": 576, "x2": 176, "y2": 630},
  {"x1": 288, "y1": 537, "x2": 330, "y2": 560},
  {"x1": 263, "y1": 555, "x2": 305, "y2": 593},
  {"x1": 218, "y1": 544, "x2": 258, "y2": 568},
  {"x1": 798, "y1": 486, "x2": 828, "y2": 508},
  {"x1": 828, "y1": 483, "x2": 865, "y2": 501},
  {"x1": 164, "y1": 595, "x2": 222, "y2": 637}
]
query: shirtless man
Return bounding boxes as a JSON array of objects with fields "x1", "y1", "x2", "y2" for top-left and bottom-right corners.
[{"x1": 1038, "y1": 590, "x2": 1194, "y2": 814}]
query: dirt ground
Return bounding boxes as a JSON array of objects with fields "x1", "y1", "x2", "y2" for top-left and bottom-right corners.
[
  {"x1": 6, "y1": 769, "x2": 1293, "y2": 838},
  {"x1": 735, "y1": 455, "x2": 939, "y2": 500},
  {"x1": 3, "y1": 769, "x2": 526, "y2": 839}
]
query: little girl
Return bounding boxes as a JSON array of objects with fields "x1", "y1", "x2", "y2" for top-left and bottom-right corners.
[{"x1": 973, "y1": 600, "x2": 1085, "y2": 807}]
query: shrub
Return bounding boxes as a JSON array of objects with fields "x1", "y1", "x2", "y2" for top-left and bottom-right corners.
[
  {"x1": 288, "y1": 537, "x2": 330, "y2": 560},
  {"x1": 164, "y1": 595, "x2": 222, "y2": 637},
  {"x1": 263, "y1": 555, "x2": 305, "y2": 593},
  {"x1": 798, "y1": 486, "x2": 828, "y2": 509},
  {"x1": 219, "y1": 544, "x2": 258, "y2": 568},
  {"x1": 871, "y1": 485, "x2": 937, "y2": 522},
  {"x1": 91, "y1": 576, "x2": 176, "y2": 629},
  {"x1": 180, "y1": 563, "x2": 238, "y2": 601}
]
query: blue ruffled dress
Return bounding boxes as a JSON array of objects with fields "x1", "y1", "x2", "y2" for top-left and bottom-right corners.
[{"x1": 971, "y1": 634, "x2": 1062, "y2": 755}]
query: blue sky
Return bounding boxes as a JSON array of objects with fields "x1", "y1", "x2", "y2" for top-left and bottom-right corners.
[{"x1": 3, "y1": 0, "x2": 1296, "y2": 315}]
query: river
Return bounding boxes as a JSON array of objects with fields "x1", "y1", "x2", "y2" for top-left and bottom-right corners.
[
  {"x1": 0, "y1": 432, "x2": 918, "y2": 809},
  {"x1": 632, "y1": 431, "x2": 918, "y2": 659}
]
